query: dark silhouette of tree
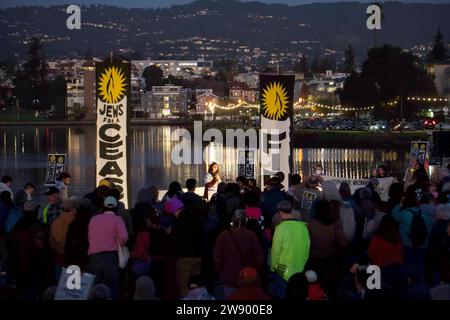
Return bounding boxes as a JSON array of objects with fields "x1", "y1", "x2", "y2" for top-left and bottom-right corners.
[
  {"x1": 310, "y1": 54, "x2": 332, "y2": 74},
  {"x1": 342, "y1": 44, "x2": 356, "y2": 74},
  {"x1": 14, "y1": 37, "x2": 48, "y2": 110},
  {"x1": 338, "y1": 45, "x2": 436, "y2": 119},
  {"x1": 24, "y1": 38, "x2": 47, "y2": 89},
  {"x1": 214, "y1": 58, "x2": 239, "y2": 81},
  {"x1": 310, "y1": 54, "x2": 321, "y2": 75},
  {"x1": 142, "y1": 65, "x2": 163, "y2": 91},
  {"x1": 320, "y1": 57, "x2": 332, "y2": 73},
  {"x1": 428, "y1": 29, "x2": 448, "y2": 62},
  {"x1": 293, "y1": 54, "x2": 309, "y2": 77},
  {"x1": 53, "y1": 75, "x2": 67, "y2": 118}
]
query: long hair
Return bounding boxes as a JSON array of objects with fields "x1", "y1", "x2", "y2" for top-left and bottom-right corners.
[
  {"x1": 167, "y1": 181, "x2": 182, "y2": 198},
  {"x1": 208, "y1": 162, "x2": 219, "y2": 175}
]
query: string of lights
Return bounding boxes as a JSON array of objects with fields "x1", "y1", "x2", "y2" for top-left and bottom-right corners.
[
  {"x1": 406, "y1": 96, "x2": 448, "y2": 102},
  {"x1": 295, "y1": 101, "x2": 375, "y2": 111},
  {"x1": 203, "y1": 97, "x2": 444, "y2": 113},
  {"x1": 209, "y1": 102, "x2": 259, "y2": 110}
]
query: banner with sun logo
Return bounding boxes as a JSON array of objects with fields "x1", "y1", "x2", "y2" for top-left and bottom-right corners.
[
  {"x1": 96, "y1": 57, "x2": 131, "y2": 208},
  {"x1": 259, "y1": 74, "x2": 294, "y2": 188}
]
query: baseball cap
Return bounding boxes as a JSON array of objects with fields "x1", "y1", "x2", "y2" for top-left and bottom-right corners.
[
  {"x1": 43, "y1": 186, "x2": 59, "y2": 195},
  {"x1": 164, "y1": 198, "x2": 184, "y2": 215},
  {"x1": 104, "y1": 196, "x2": 118, "y2": 209},
  {"x1": 98, "y1": 178, "x2": 114, "y2": 189},
  {"x1": 23, "y1": 200, "x2": 39, "y2": 212},
  {"x1": 305, "y1": 270, "x2": 318, "y2": 283}
]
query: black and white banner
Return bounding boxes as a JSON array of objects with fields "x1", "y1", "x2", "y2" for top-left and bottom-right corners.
[
  {"x1": 45, "y1": 154, "x2": 66, "y2": 186},
  {"x1": 259, "y1": 75, "x2": 294, "y2": 188},
  {"x1": 96, "y1": 56, "x2": 131, "y2": 208}
]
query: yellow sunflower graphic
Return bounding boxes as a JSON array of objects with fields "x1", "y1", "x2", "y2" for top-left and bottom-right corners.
[
  {"x1": 261, "y1": 82, "x2": 289, "y2": 120},
  {"x1": 98, "y1": 66, "x2": 127, "y2": 104}
]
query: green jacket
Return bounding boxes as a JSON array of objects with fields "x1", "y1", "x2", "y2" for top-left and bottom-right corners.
[{"x1": 271, "y1": 219, "x2": 310, "y2": 281}]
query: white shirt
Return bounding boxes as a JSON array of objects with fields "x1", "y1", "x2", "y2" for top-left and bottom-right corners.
[{"x1": 204, "y1": 173, "x2": 220, "y2": 192}]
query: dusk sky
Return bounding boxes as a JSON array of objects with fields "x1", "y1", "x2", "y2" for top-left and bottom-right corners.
[{"x1": 2, "y1": 0, "x2": 450, "y2": 9}]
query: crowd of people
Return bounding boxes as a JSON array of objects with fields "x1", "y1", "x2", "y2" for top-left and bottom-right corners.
[{"x1": 0, "y1": 160, "x2": 449, "y2": 301}]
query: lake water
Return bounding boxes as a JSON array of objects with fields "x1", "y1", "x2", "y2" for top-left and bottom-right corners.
[{"x1": 0, "y1": 125, "x2": 410, "y2": 204}]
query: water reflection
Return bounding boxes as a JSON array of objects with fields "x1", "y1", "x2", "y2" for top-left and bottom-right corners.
[{"x1": 0, "y1": 125, "x2": 409, "y2": 204}]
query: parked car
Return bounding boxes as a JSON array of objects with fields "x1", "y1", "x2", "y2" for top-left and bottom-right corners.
[
  {"x1": 404, "y1": 122, "x2": 421, "y2": 131},
  {"x1": 436, "y1": 122, "x2": 450, "y2": 130},
  {"x1": 369, "y1": 121, "x2": 387, "y2": 131},
  {"x1": 422, "y1": 118, "x2": 438, "y2": 130}
]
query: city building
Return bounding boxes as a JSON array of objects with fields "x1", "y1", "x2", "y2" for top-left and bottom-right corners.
[
  {"x1": 130, "y1": 64, "x2": 143, "y2": 117},
  {"x1": 132, "y1": 59, "x2": 213, "y2": 78},
  {"x1": 141, "y1": 85, "x2": 188, "y2": 119},
  {"x1": 48, "y1": 59, "x2": 96, "y2": 117},
  {"x1": 196, "y1": 91, "x2": 219, "y2": 114},
  {"x1": 228, "y1": 81, "x2": 258, "y2": 104},
  {"x1": 307, "y1": 72, "x2": 346, "y2": 94},
  {"x1": 66, "y1": 74, "x2": 84, "y2": 116},
  {"x1": 234, "y1": 72, "x2": 260, "y2": 88}
]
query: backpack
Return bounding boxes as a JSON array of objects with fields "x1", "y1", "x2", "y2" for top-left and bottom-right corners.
[{"x1": 408, "y1": 209, "x2": 428, "y2": 248}]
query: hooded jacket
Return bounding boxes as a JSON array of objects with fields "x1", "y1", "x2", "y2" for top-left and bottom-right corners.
[
  {"x1": 49, "y1": 211, "x2": 75, "y2": 254},
  {"x1": 271, "y1": 219, "x2": 310, "y2": 281}
]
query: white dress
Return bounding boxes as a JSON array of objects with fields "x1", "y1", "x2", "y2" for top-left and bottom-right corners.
[{"x1": 204, "y1": 173, "x2": 220, "y2": 199}]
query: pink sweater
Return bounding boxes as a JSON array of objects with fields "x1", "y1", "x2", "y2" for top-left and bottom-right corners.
[{"x1": 88, "y1": 212, "x2": 128, "y2": 255}]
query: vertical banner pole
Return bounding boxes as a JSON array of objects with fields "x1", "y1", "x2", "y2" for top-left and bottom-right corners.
[
  {"x1": 259, "y1": 74, "x2": 294, "y2": 189},
  {"x1": 95, "y1": 55, "x2": 131, "y2": 208}
]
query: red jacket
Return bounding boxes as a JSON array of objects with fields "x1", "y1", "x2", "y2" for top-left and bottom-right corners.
[
  {"x1": 213, "y1": 228, "x2": 264, "y2": 287},
  {"x1": 131, "y1": 231, "x2": 150, "y2": 260},
  {"x1": 368, "y1": 235, "x2": 403, "y2": 267},
  {"x1": 308, "y1": 283, "x2": 326, "y2": 300}
]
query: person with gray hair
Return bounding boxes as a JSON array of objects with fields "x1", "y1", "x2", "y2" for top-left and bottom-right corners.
[
  {"x1": 213, "y1": 209, "x2": 264, "y2": 298},
  {"x1": 271, "y1": 200, "x2": 301, "y2": 228}
]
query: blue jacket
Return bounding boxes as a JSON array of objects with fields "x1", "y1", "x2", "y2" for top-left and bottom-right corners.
[
  {"x1": 392, "y1": 205, "x2": 434, "y2": 248},
  {"x1": 260, "y1": 188, "x2": 287, "y2": 218},
  {"x1": 0, "y1": 201, "x2": 12, "y2": 233},
  {"x1": 4, "y1": 206, "x2": 23, "y2": 234}
]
